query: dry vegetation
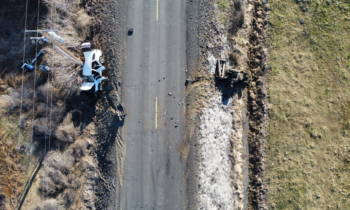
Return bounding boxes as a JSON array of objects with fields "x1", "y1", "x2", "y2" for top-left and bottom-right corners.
[
  {"x1": 35, "y1": 136, "x2": 97, "y2": 210},
  {"x1": 267, "y1": 0, "x2": 350, "y2": 209},
  {"x1": 0, "y1": 127, "x2": 23, "y2": 210},
  {"x1": 0, "y1": 0, "x2": 96, "y2": 209},
  {"x1": 217, "y1": 0, "x2": 245, "y2": 36}
]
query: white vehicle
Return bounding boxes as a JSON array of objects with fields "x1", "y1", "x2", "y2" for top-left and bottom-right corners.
[{"x1": 80, "y1": 42, "x2": 106, "y2": 92}]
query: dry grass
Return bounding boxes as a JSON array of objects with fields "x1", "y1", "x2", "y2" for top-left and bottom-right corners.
[
  {"x1": 43, "y1": 151, "x2": 74, "y2": 175},
  {"x1": 216, "y1": 0, "x2": 245, "y2": 35},
  {"x1": 37, "y1": 83, "x2": 59, "y2": 103},
  {"x1": 37, "y1": 135, "x2": 97, "y2": 209},
  {"x1": 75, "y1": 9, "x2": 91, "y2": 36},
  {"x1": 41, "y1": 0, "x2": 90, "y2": 98},
  {"x1": 55, "y1": 113, "x2": 78, "y2": 143},
  {"x1": 231, "y1": 0, "x2": 245, "y2": 35},
  {"x1": 0, "y1": 89, "x2": 21, "y2": 113},
  {"x1": 0, "y1": 127, "x2": 23, "y2": 209},
  {"x1": 70, "y1": 137, "x2": 88, "y2": 161},
  {"x1": 267, "y1": 0, "x2": 350, "y2": 209},
  {"x1": 33, "y1": 199, "x2": 61, "y2": 210},
  {"x1": 0, "y1": 0, "x2": 94, "y2": 209},
  {"x1": 39, "y1": 151, "x2": 75, "y2": 197},
  {"x1": 61, "y1": 188, "x2": 75, "y2": 208}
]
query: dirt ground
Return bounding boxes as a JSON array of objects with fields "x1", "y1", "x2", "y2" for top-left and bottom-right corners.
[
  {"x1": 185, "y1": 0, "x2": 269, "y2": 209},
  {"x1": 87, "y1": 0, "x2": 128, "y2": 209}
]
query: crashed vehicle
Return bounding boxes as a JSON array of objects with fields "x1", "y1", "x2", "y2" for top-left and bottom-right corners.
[
  {"x1": 215, "y1": 59, "x2": 249, "y2": 84},
  {"x1": 80, "y1": 42, "x2": 106, "y2": 92}
]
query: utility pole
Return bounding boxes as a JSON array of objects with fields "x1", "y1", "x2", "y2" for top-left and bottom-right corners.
[{"x1": 26, "y1": 30, "x2": 84, "y2": 66}]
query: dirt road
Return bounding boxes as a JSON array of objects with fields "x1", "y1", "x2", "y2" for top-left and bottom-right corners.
[{"x1": 122, "y1": 0, "x2": 187, "y2": 209}]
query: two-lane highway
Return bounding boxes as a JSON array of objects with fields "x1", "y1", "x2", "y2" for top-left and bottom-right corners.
[{"x1": 122, "y1": 0, "x2": 186, "y2": 209}]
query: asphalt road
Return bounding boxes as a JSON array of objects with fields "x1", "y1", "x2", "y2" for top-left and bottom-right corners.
[{"x1": 122, "y1": 0, "x2": 186, "y2": 209}]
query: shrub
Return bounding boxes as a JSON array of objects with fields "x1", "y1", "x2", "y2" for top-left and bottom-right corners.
[
  {"x1": 43, "y1": 151, "x2": 74, "y2": 175},
  {"x1": 61, "y1": 188, "x2": 75, "y2": 208},
  {"x1": 39, "y1": 174, "x2": 57, "y2": 196},
  {"x1": 39, "y1": 167, "x2": 68, "y2": 196},
  {"x1": 33, "y1": 118, "x2": 50, "y2": 136},
  {"x1": 67, "y1": 174, "x2": 81, "y2": 189},
  {"x1": 71, "y1": 138, "x2": 88, "y2": 161},
  {"x1": 80, "y1": 157, "x2": 99, "y2": 181},
  {"x1": 37, "y1": 103, "x2": 48, "y2": 117},
  {"x1": 231, "y1": 0, "x2": 245, "y2": 35},
  {"x1": 37, "y1": 83, "x2": 58, "y2": 103},
  {"x1": 55, "y1": 113, "x2": 78, "y2": 143},
  {"x1": 34, "y1": 199, "x2": 62, "y2": 210},
  {"x1": 0, "y1": 89, "x2": 20, "y2": 113},
  {"x1": 75, "y1": 9, "x2": 91, "y2": 36}
]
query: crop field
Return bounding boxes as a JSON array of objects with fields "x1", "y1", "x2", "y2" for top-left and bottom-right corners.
[{"x1": 267, "y1": 0, "x2": 350, "y2": 209}]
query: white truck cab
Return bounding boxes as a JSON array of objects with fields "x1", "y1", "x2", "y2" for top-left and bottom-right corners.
[{"x1": 80, "y1": 42, "x2": 106, "y2": 92}]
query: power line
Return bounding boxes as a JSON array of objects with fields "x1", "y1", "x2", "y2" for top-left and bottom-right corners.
[
  {"x1": 16, "y1": 0, "x2": 29, "y2": 206},
  {"x1": 29, "y1": 0, "x2": 41, "y2": 198},
  {"x1": 46, "y1": 0, "x2": 57, "y2": 201}
]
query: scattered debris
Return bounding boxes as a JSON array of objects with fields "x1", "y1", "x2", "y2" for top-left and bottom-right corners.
[
  {"x1": 168, "y1": 92, "x2": 172, "y2": 96},
  {"x1": 40, "y1": 65, "x2": 50, "y2": 72},
  {"x1": 21, "y1": 49, "x2": 45, "y2": 71},
  {"x1": 128, "y1": 28, "x2": 133, "y2": 36}
]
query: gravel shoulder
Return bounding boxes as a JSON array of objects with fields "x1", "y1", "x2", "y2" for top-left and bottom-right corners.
[{"x1": 89, "y1": 0, "x2": 128, "y2": 209}]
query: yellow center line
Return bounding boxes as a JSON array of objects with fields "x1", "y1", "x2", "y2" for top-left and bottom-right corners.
[
  {"x1": 155, "y1": 97, "x2": 158, "y2": 129},
  {"x1": 156, "y1": 0, "x2": 159, "y2": 21}
]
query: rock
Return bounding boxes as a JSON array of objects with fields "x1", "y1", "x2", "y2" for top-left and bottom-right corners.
[
  {"x1": 316, "y1": 194, "x2": 321, "y2": 198},
  {"x1": 300, "y1": 19, "x2": 305, "y2": 25},
  {"x1": 326, "y1": 0, "x2": 330, "y2": 5},
  {"x1": 168, "y1": 92, "x2": 172, "y2": 96}
]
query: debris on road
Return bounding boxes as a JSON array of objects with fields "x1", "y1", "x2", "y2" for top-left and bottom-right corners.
[
  {"x1": 128, "y1": 28, "x2": 133, "y2": 36},
  {"x1": 168, "y1": 92, "x2": 172, "y2": 96}
]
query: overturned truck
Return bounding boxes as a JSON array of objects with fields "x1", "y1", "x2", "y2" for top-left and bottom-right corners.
[{"x1": 215, "y1": 60, "x2": 249, "y2": 84}]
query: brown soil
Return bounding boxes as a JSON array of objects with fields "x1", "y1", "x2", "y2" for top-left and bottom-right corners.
[{"x1": 246, "y1": 0, "x2": 270, "y2": 209}]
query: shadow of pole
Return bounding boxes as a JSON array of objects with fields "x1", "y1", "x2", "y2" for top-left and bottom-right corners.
[{"x1": 16, "y1": 154, "x2": 44, "y2": 210}]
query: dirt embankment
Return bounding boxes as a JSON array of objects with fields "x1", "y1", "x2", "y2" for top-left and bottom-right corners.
[
  {"x1": 185, "y1": 0, "x2": 269, "y2": 209},
  {"x1": 246, "y1": 1, "x2": 269, "y2": 209},
  {"x1": 88, "y1": 0, "x2": 128, "y2": 209}
]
